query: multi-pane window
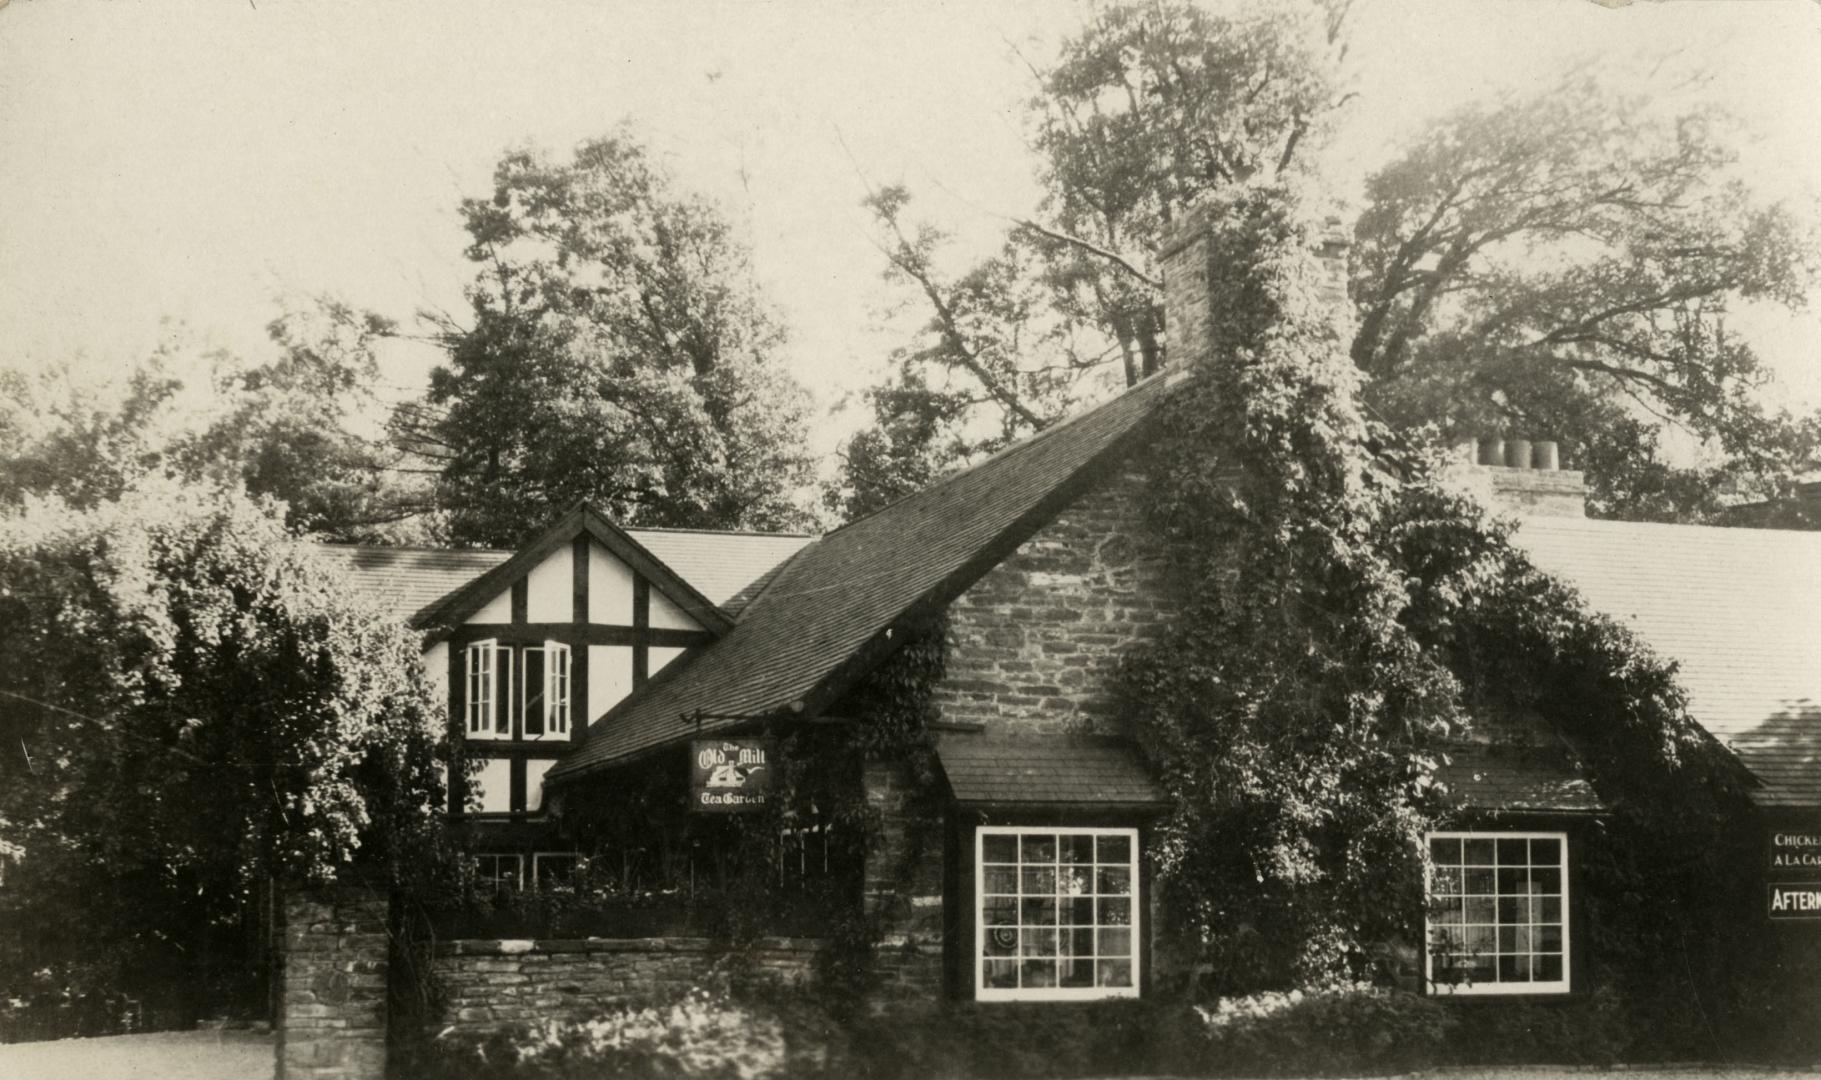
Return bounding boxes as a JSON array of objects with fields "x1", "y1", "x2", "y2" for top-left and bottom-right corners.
[
  {"x1": 475, "y1": 852, "x2": 523, "y2": 898},
  {"x1": 1426, "y1": 831, "x2": 1569, "y2": 995},
  {"x1": 463, "y1": 641, "x2": 570, "y2": 740},
  {"x1": 977, "y1": 826, "x2": 1139, "y2": 1001}
]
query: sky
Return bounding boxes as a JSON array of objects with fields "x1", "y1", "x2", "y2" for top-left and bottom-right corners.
[{"x1": 2, "y1": 0, "x2": 1819, "y2": 464}]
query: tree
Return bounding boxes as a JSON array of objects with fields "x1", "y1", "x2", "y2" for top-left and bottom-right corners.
[
  {"x1": 0, "y1": 338, "x2": 213, "y2": 511},
  {"x1": 832, "y1": 0, "x2": 1349, "y2": 517},
  {"x1": 0, "y1": 479, "x2": 449, "y2": 1026},
  {"x1": 1352, "y1": 73, "x2": 1819, "y2": 518},
  {"x1": 400, "y1": 130, "x2": 816, "y2": 548},
  {"x1": 837, "y1": 0, "x2": 1819, "y2": 525},
  {"x1": 192, "y1": 299, "x2": 435, "y2": 541},
  {"x1": 0, "y1": 305, "x2": 428, "y2": 543}
]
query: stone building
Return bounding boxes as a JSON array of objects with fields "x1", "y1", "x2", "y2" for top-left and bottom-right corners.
[{"x1": 276, "y1": 210, "x2": 1821, "y2": 1078}]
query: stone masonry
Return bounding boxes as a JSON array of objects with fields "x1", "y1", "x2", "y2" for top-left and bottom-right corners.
[
  {"x1": 932, "y1": 468, "x2": 1170, "y2": 736},
  {"x1": 278, "y1": 884, "x2": 390, "y2": 1080},
  {"x1": 863, "y1": 760, "x2": 946, "y2": 1003},
  {"x1": 427, "y1": 937, "x2": 822, "y2": 1034}
]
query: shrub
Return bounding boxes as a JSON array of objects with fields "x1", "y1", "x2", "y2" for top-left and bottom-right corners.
[
  {"x1": 835, "y1": 999, "x2": 1201, "y2": 1080},
  {"x1": 416, "y1": 989, "x2": 791, "y2": 1080},
  {"x1": 1441, "y1": 986, "x2": 1624, "y2": 1067},
  {"x1": 1190, "y1": 985, "x2": 1455, "y2": 1076}
]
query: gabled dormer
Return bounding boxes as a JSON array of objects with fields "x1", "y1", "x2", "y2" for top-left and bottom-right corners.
[{"x1": 412, "y1": 505, "x2": 737, "y2": 819}]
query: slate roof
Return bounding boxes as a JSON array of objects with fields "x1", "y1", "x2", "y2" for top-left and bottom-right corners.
[
  {"x1": 306, "y1": 527, "x2": 812, "y2": 626},
  {"x1": 1513, "y1": 516, "x2": 1821, "y2": 808},
  {"x1": 550, "y1": 371, "x2": 1178, "y2": 780},
  {"x1": 937, "y1": 733, "x2": 1168, "y2": 809},
  {"x1": 1435, "y1": 742, "x2": 1603, "y2": 814}
]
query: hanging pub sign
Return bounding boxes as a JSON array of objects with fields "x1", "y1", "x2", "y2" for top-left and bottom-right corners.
[{"x1": 690, "y1": 738, "x2": 774, "y2": 813}]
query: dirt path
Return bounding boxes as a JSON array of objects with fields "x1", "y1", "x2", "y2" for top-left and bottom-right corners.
[{"x1": 0, "y1": 1029, "x2": 272, "y2": 1080}]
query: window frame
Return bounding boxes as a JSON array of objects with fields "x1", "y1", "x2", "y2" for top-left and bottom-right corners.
[
  {"x1": 974, "y1": 824, "x2": 1141, "y2": 1003},
  {"x1": 1424, "y1": 829, "x2": 1571, "y2": 997},
  {"x1": 465, "y1": 640, "x2": 571, "y2": 742},
  {"x1": 464, "y1": 640, "x2": 509, "y2": 740},
  {"x1": 520, "y1": 641, "x2": 571, "y2": 741}
]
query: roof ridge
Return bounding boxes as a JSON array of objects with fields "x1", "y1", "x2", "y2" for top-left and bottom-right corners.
[
  {"x1": 305, "y1": 540, "x2": 513, "y2": 556},
  {"x1": 626, "y1": 526, "x2": 818, "y2": 539},
  {"x1": 818, "y1": 371, "x2": 1171, "y2": 544}
]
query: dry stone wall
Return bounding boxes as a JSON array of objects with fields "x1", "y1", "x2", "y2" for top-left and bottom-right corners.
[{"x1": 427, "y1": 937, "x2": 822, "y2": 1034}]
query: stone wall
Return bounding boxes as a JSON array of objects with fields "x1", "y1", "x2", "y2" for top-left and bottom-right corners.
[
  {"x1": 863, "y1": 760, "x2": 946, "y2": 1003},
  {"x1": 278, "y1": 884, "x2": 390, "y2": 1080},
  {"x1": 425, "y1": 937, "x2": 822, "y2": 1034},
  {"x1": 932, "y1": 469, "x2": 1171, "y2": 736}
]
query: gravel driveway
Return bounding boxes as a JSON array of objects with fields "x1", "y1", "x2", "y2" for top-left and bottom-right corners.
[{"x1": 0, "y1": 1029, "x2": 272, "y2": 1080}]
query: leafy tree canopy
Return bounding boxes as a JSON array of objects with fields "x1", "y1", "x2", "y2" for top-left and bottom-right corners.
[
  {"x1": 402, "y1": 129, "x2": 817, "y2": 547},
  {"x1": 0, "y1": 478, "x2": 449, "y2": 1017},
  {"x1": 1354, "y1": 72, "x2": 1820, "y2": 518},
  {"x1": 0, "y1": 303, "x2": 428, "y2": 543},
  {"x1": 836, "y1": 0, "x2": 1820, "y2": 526}
]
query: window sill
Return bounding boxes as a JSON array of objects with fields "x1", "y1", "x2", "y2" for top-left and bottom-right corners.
[
  {"x1": 977, "y1": 986, "x2": 1140, "y2": 1003},
  {"x1": 1429, "y1": 982, "x2": 1571, "y2": 999}
]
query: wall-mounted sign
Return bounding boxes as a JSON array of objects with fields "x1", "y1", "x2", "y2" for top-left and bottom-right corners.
[
  {"x1": 1768, "y1": 830, "x2": 1821, "y2": 880},
  {"x1": 1769, "y1": 883, "x2": 1821, "y2": 920},
  {"x1": 690, "y1": 738, "x2": 773, "y2": 813}
]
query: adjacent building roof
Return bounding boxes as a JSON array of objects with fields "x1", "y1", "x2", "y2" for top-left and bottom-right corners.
[
  {"x1": 550, "y1": 371, "x2": 1178, "y2": 781},
  {"x1": 307, "y1": 524, "x2": 811, "y2": 627},
  {"x1": 936, "y1": 733, "x2": 1168, "y2": 810},
  {"x1": 1513, "y1": 516, "x2": 1821, "y2": 808}
]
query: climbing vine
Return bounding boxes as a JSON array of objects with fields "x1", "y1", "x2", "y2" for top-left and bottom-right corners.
[{"x1": 1116, "y1": 186, "x2": 1764, "y2": 1054}]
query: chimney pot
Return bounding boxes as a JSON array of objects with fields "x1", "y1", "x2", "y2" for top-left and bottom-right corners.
[
  {"x1": 1533, "y1": 440, "x2": 1560, "y2": 471},
  {"x1": 1477, "y1": 437, "x2": 1504, "y2": 467},
  {"x1": 1504, "y1": 438, "x2": 1532, "y2": 470}
]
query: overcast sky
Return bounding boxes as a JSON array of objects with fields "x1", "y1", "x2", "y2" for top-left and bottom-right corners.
[{"x1": 2, "y1": 0, "x2": 1819, "y2": 461}]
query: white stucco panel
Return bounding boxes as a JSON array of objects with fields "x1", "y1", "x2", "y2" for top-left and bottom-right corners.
[
  {"x1": 423, "y1": 641, "x2": 449, "y2": 727},
  {"x1": 589, "y1": 543, "x2": 636, "y2": 625},
  {"x1": 649, "y1": 588, "x2": 701, "y2": 631},
  {"x1": 464, "y1": 589, "x2": 512, "y2": 625},
  {"x1": 588, "y1": 644, "x2": 634, "y2": 722},
  {"x1": 526, "y1": 545, "x2": 572, "y2": 623},
  {"x1": 651, "y1": 645, "x2": 688, "y2": 676}
]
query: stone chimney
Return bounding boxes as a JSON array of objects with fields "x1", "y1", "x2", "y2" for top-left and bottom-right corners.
[
  {"x1": 1158, "y1": 204, "x2": 1353, "y2": 375},
  {"x1": 1445, "y1": 436, "x2": 1589, "y2": 518}
]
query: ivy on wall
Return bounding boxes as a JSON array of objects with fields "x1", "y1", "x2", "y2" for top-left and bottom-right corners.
[{"x1": 1116, "y1": 186, "x2": 1767, "y2": 1055}]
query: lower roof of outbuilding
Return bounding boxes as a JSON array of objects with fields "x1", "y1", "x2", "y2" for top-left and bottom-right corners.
[{"x1": 936, "y1": 733, "x2": 1169, "y2": 811}]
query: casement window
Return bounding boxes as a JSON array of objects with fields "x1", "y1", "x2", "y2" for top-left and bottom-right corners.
[
  {"x1": 976, "y1": 826, "x2": 1140, "y2": 1002},
  {"x1": 1426, "y1": 831, "x2": 1569, "y2": 995},
  {"x1": 475, "y1": 852, "x2": 523, "y2": 897},
  {"x1": 465, "y1": 640, "x2": 507, "y2": 738},
  {"x1": 521, "y1": 644, "x2": 571, "y2": 740},
  {"x1": 464, "y1": 640, "x2": 570, "y2": 740}
]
